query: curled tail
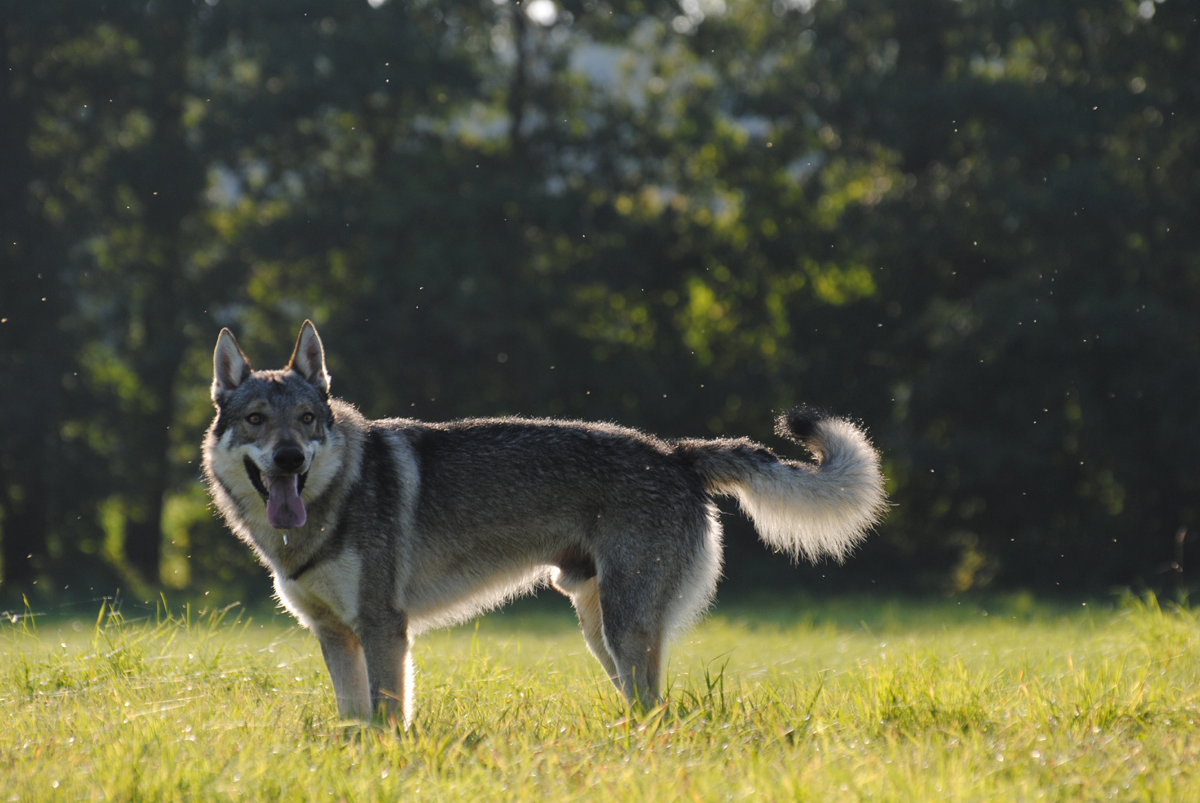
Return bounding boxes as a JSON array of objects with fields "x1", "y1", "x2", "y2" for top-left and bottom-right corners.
[{"x1": 676, "y1": 408, "x2": 887, "y2": 562}]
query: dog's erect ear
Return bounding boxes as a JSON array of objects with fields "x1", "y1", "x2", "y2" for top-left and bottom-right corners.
[
  {"x1": 212, "y1": 329, "x2": 251, "y2": 404},
  {"x1": 287, "y1": 320, "x2": 330, "y2": 395}
]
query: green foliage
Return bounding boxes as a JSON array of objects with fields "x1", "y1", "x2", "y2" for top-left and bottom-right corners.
[{"x1": 2, "y1": 0, "x2": 1198, "y2": 596}]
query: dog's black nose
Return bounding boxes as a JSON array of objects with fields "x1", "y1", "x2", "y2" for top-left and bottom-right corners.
[{"x1": 274, "y1": 445, "x2": 305, "y2": 473}]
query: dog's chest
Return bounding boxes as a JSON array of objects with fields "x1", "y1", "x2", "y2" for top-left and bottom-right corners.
[{"x1": 274, "y1": 549, "x2": 364, "y2": 630}]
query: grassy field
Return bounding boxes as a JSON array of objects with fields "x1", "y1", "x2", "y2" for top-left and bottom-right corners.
[{"x1": 3, "y1": 592, "x2": 1199, "y2": 801}]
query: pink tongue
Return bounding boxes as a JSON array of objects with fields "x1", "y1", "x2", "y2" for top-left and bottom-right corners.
[{"x1": 266, "y1": 474, "x2": 306, "y2": 530}]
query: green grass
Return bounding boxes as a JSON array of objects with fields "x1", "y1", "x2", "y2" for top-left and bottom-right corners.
[{"x1": 3, "y1": 592, "x2": 1199, "y2": 801}]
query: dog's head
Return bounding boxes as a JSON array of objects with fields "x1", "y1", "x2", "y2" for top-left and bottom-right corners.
[{"x1": 208, "y1": 321, "x2": 335, "y2": 530}]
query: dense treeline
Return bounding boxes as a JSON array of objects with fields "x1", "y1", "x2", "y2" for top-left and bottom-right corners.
[{"x1": 1, "y1": 0, "x2": 1197, "y2": 602}]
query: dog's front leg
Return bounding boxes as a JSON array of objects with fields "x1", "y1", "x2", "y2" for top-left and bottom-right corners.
[
  {"x1": 314, "y1": 624, "x2": 371, "y2": 719},
  {"x1": 359, "y1": 610, "x2": 412, "y2": 728}
]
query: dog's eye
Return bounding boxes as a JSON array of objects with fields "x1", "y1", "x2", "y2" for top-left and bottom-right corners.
[
  {"x1": 246, "y1": 413, "x2": 264, "y2": 425},
  {"x1": 301, "y1": 412, "x2": 315, "y2": 424}
]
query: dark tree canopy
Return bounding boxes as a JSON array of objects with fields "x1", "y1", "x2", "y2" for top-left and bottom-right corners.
[{"x1": 1, "y1": 0, "x2": 1197, "y2": 602}]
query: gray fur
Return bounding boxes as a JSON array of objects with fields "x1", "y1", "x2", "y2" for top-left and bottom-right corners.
[{"x1": 202, "y1": 322, "x2": 887, "y2": 725}]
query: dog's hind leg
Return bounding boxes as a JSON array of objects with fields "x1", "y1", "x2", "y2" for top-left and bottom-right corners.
[
  {"x1": 594, "y1": 515, "x2": 721, "y2": 710},
  {"x1": 595, "y1": 568, "x2": 668, "y2": 710},
  {"x1": 552, "y1": 556, "x2": 621, "y2": 690},
  {"x1": 314, "y1": 624, "x2": 371, "y2": 719},
  {"x1": 359, "y1": 610, "x2": 413, "y2": 728},
  {"x1": 565, "y1": 576, "x2": 620, "y2": 688}
]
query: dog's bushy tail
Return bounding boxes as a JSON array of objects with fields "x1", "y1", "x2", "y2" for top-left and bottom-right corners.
[{"x1": 676, "y1": 408, "x2": 887, "y2": 562}]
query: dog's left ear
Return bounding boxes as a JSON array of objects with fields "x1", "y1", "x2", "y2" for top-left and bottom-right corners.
[{"x1": 287, "y1": 320, "x2": 330, "y2": 395}]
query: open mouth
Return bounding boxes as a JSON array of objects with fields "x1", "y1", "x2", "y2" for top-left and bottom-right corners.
[{"x1": 245, "y1": 457, "x2": 308, "y2": 530}]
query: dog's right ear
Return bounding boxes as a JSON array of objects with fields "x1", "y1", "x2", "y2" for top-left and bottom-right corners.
[
  {"x1": 287, "y1": 320, "x2": 330, "y2": 396},
  {"x1": 212, "y1": 328, "x2": 251, "y2": 404}
]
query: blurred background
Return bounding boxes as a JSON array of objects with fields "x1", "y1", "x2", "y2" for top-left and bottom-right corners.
[{"x1": 1, "y1": 0, "x2": 1197, "y2": 606}]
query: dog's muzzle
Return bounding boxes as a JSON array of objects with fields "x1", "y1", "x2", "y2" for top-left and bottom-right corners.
[{"x1": 273, "y1": 444, "x2": 305, "y2": 474}]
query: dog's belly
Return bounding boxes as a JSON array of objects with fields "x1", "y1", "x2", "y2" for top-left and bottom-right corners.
[{"x1": 401, "y1": 559, "x2": 552, "y2": 634}]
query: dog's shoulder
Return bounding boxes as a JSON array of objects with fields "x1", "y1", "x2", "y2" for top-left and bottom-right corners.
[{"x1": 329, "y1": 397, "x2": 369, "y2": 430}]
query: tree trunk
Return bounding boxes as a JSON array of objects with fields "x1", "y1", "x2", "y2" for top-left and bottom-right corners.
[
  {"x1": 120, "y1": 0, "x2": 206, "y2": 585},
  {"x1": 508, "y1": 2, "x2": 528, "y2": 156},
  {"x1": 0, "y1": 7, "x2": 54, "y2": 590},
  {"x1": 123, "y1": 358, "x2": 180, "y2": 584},
  {"x1": 0, "y1": 460, "x2": 50, "y2": 588}
]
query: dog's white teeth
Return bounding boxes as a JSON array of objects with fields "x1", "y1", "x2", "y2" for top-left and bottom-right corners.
[{"x1": 282, "y1": 533, "x2": 288, "y2": 545}]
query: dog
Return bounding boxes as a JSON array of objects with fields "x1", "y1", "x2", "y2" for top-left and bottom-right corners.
[{"x1": 202, "y1": 321, "x2": 886, "y2": 726}]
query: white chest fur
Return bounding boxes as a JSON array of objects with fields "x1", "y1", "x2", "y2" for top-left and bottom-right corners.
[{"x1": 274, "y1": 549, "x2": 363, "y2": 631}]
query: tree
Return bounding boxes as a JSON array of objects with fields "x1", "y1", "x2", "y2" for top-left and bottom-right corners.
[{"x1": 0, "y1": 6, "x2": 94, "y2": 590}]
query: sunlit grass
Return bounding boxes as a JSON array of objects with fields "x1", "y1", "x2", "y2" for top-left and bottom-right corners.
[{"x1": 3, "y1": 593, "x2": 1199, "y2": 801}]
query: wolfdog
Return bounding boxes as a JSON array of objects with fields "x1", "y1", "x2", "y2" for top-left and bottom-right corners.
[{"x1": 202, "y1": 321, "x2": 886, "y2": 726}]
